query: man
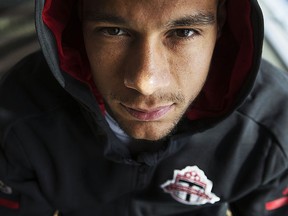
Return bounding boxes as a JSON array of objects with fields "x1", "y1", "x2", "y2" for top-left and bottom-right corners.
[{"x1": 0, "y1": 0, "x2": 287, "y2": 215}]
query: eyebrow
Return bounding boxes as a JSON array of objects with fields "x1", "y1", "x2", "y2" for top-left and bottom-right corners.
[
  {"x1": 83, "y1": 11, "x2": 216, "y2": 27},
  {"x1": 165, "y1": 13, "x2": 216, "y2": 28}
]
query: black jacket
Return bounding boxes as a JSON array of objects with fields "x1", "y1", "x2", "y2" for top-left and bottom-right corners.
[{"x1": 0, "y1": 0, "x2": 288, "y2": 215}]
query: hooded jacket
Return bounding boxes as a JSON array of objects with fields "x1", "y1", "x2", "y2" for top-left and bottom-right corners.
[{"x1": 0, "y1": 0, "x2": 288, "y2": 215}]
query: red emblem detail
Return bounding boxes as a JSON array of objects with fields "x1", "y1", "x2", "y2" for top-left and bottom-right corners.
[
  {"x1": 266, "y1": 187, "x2": 288, "y2": 211},
  {"x1": 0, "y1": 198, "x2": 20, "y2": 210}
]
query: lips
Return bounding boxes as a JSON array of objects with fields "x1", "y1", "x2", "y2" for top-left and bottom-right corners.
[{"x1": 122, "y1": 104, "x2": 173, "y2": 121}]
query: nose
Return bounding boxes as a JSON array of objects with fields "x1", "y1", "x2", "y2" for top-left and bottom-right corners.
[{"x1": 124, "y1": 38, "x2": 171, "y2": 95}]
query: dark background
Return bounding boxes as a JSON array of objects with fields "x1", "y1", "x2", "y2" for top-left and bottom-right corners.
[{"x1": 0, "y1": 0, "x2": 39, "y2": 77}]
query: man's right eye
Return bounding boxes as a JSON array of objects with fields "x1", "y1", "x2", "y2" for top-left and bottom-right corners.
[{"x1": 99, "y1": 27, "x2": 128, "y2": 36}]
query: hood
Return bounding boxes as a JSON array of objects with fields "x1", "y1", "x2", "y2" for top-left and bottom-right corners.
[{"x1": 35, "y1": 0, "x2": 264, "y2": 122}]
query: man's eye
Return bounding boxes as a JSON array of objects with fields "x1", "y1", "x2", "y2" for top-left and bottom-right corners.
[
  {"x1": 173, "y1": 29, "x2": 197, "y2": 38},
  {"x1": 100, "y1": 27, "x2": 127, "y2": 36}
]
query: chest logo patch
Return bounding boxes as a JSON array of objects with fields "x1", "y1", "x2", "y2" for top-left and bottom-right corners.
[{"x1": 161, "y1": 166, "x2": 220, "y2": 205}]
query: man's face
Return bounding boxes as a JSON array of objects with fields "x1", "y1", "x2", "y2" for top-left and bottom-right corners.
[{"x1": 82, "y1": 0, "x2": 219, "y2": 141}]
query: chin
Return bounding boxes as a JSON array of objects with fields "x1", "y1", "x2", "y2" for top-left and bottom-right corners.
[{"x1": 122, "y1": 121, "x2": 176, "y2": 141}]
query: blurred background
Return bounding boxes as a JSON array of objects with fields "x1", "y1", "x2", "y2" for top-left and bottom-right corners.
[
  {"x1": 259, "y1": 0, "x2": 288, "y2": 71},
  {"x1": 0, "y1": 0, "x2": 288, "y2": 78},
  {"x1": 0, "y1": 0, "x2": 39, "y2": 77}
]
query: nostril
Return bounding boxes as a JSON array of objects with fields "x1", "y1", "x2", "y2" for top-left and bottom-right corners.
[
  {"x1": 124, "y1": 74, "x2": 157, "y2": 95},
  {"x1": 124, "y1": 67, "x2": 171, "y2": 96}
]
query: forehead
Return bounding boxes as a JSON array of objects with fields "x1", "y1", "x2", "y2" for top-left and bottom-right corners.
[{"x1": 82, "y1": 0, "x2": 218, "y2": 23}]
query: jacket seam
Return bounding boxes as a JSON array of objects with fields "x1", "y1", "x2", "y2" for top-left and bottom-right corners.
[
  {"x1": 236, "y1": 110, "x2": 288, "y2": 189},
  {"x1": 6, "y1": 129, "x2": 34, "y2": 170},
  {"x1": 1, "y1": 104, "x2": 72, "y2": 149},
  {"x1": 236, "y1": 109, "x2": 288, "y2": 159}
]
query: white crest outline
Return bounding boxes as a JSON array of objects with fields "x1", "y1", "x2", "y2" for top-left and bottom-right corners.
[{"x1": 161, "y1": 166, "x2": 220, "y2": 205}]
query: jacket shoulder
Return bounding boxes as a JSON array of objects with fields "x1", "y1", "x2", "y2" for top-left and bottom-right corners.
[
  {"x1": 0, "y1": 52, "x2": 76, "y2": 139},
  {"x1": 238, "y1": 59, "x2": 288, "y2": 156}
]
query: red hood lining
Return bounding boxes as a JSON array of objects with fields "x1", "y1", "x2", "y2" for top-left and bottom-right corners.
[{"x1": 42, "y1": 0, "x2": 254, "y2": 121}]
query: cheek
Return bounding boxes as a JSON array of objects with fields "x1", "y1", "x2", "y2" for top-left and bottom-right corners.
[
  {"x1": 168, "y1": 39, "x2": 216, "y2": 101},
  {"x1": 85, "y1": 41, "x2": 126, "y2": 93},
  {"x1": 170, "y1": 44, "x2": 214, "y2": 83}
]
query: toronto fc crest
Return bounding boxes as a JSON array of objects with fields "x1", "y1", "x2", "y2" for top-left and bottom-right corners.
[{"x1": 161, "y1": 166, "x2": 220, "y2": 205}]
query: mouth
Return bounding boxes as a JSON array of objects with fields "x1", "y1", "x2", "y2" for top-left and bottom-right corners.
[{"x1": 121, "y1": 104, "x2": 174, "y2": 121}]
